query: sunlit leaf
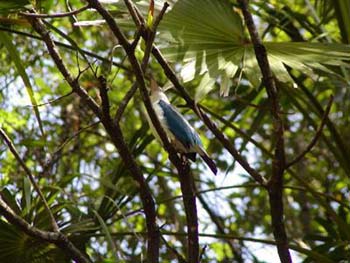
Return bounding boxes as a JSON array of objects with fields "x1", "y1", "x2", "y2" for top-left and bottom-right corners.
[{"x1": 160, "y1": 0, "x2": 350, "y2": 96}]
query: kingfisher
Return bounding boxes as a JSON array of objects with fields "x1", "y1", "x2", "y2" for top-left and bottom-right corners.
[{"x1": 147, "y1": 79, "x2": 217, "y2": 175}]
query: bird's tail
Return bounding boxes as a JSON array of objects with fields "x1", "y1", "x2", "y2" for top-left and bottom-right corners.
[{"x1": 199, "y1": 151, "x2": 217, "y2": 175}]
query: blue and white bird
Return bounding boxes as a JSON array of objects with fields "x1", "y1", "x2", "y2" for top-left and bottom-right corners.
[{"x1": 147, "y1": 79, "x2": 217, "y2": 175}]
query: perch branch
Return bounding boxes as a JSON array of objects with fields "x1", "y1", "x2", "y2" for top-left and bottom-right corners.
[
  {"x1": 238, "y1": 0, "x2": 291, "y2": 262},
  {"x1": 123, "y1": 0, "x2": 267, "y2": 186},
  {"x1": 89, "y1": 0, "x2": 200, "y2": 261}
]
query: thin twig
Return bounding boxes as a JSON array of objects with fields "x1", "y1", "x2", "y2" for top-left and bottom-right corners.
[
  {"x1": 43, "y1": 121, "x2": 100, "y2": 174},
  {"x1": 23, "y1": 91, "x2": 73, "y2": 107},
  {"x1": 26, "y1": 14, "x2": 102, "y2": 118},
  {"x1": 0, "y1": 26, "x2": 129, "y2": 71},
  {"x1": 114, "y1": 82, "x2": 138, "y2": 123},
  {"x1": 199, "y1": 245, "x2": 207, "y2": 262},
  {"x1": 0, "y1": 128, "x2": 59, "y2": 232},
  {"x1": 286, "y1": 95, "x2": 333, "y2": 169},
  {"x1": 160, "y1": 234, "x2": 188, "y2": 263},
  {"x1": 20, "y1": 4, "x2": 90, "y2": 18}
]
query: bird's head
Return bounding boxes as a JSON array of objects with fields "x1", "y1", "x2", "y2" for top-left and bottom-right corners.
[{"x1": 149, "y1": 78, "x2": 169, "y2": 103}]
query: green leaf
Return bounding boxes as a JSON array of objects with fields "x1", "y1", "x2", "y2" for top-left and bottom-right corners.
[
  {"x1": 195, "y1": 72, "x2": 216, "y2": 102},
  {"x1": 0, "y1": 188, "x2": 21, "y2": 215},
  {"x1": 23, "y1": 177, "x2": 31, "y2": 216},
  {"x1": 333, "y1": 0, "x2": 350, "y2": 43},
  {"x1": 160, "y1": 0, "x2": 244, "y2": 94},
  {"x1": 0, "y1": 31, "x2": 44, "y2": 135},
  {"x1": 92, "y1": 209, "x2": 119, "y2": 261},
  {"x1": 0, "y1": 220, "x2": 67, "y2": 263},
  {"x1": 160, "y1": 0, "x2": 350, "y2": 95}
]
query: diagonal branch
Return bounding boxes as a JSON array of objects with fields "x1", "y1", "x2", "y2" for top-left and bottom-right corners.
[
  {"x1": 0, "y1": 26, "x2": 129, "y2": 71},
  {"x1": 160, "y1": 234, "x2": 187, "y2": 263},
  {"x1": 114, "y1": 2, "x2": 168, "y2": 123},
  {"x1": 0, "y1": 127, "x2": 59, "y2": 232},
  {"x1": 286, "y1": 95, "x2": 333, "y2": 169},
  {"x1": 114, "y1": 82, "x2": 138, "y2": 123},
  {"x1": 89, "y1": 1, "x2": 200, "y2": 261},
  {"x1": 126, "y1": 2, "x2": 200, "y2": 262},
  {"x1": 26, "y1": 11, "x2": 160, "y2": 263}
]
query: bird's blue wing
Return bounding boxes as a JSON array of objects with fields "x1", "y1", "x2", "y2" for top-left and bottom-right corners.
[{"x1": 158, "y1": 100, "x2": 202, "y2": 149}]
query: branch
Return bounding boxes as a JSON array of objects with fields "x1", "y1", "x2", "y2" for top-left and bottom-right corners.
[
  {"x1": 20, "y1": 4, "x2": 90, "y2": 18},
  {"x1": 43, "y1": 121, "x2": 100, "y2": 175},
  {"x1": 286, "y1": 95, "x2": 333, "y2": 169},
  {"x1": 26, "y1": 10, "x2": 160, "y2": 263},
  {"x1": 131, "y1": 3, "x2": 200, "y2": 262},
  {"x1": 0, "y1": 127, "x2": 59, "y2": 232},
  {"x1": 115, "y1": 3, "x2": 168, "y2": 123},
  {"x1": 238, "y1": 1, "x2": 291, "y2": 262},
  {"x1": 123, "y1": 1, "x2": 266, "y2": 186},
  {"x1": 114, "y1": 82, "x2": 138, "y2": 123},
  {"x1": 0, "y1": 26, "x2": 129, "y2": 71},
  {"x1": 160, "y1": 234, "x2": 187, "y2": 263},
  {"x1": 26, "y1": 13, "x2": 102, "y2": 118},
  {"x1": 98, "y1": 76, "x2": 112, "y2": 122},
  {"x1": 0, "y1": 196, "x2": 91, "y2": 263},
  {"x1": 91, "y1": 1, "x2": 200, "y2": 261},
  {"x1": 155, "y1": 44, "x2": 266, "y2": 185}
]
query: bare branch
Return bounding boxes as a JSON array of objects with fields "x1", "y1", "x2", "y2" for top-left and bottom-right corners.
[
  {"x1": 160, "y1": 234, "x2": 187, "y2": 263},
  {"x1": 90, "y1": 1, "x2": 201, "y2": 261},
  {"x1": 199, "y1": 245, "x2": 208, "y2": 262},
  {"x1": 286, "y1": 95, "x2": 333, "y2": 169},
  {"x1": 0, "y1": 127, "x2": 59, "y2": 232},
  {"x1": 0, "y1": 26, "x2": 129, "y2": 71},
  {"x1": 238, "y1": 0, "x2": 291, "y2": 262},
  {"x1": 23, "y1": 91, "x2": 73, "y2": 108},
  {"x1": 20, "y1": 4, "x2": 90, "y2": 18},
  {"x1": 98, "y1": 76, "x2": 112, "y2": 122},
  {"x1": 26, "y1": 9, "x2": 160, "y2": 262},
  {"x1": 115, "y1": 82, "x2": 138, "y2": 123},
  {"x1": 26, "y1": 14, "x2": 102, "y2": 118}
]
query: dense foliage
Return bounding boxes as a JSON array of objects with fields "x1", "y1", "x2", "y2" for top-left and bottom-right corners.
[{"x1": 0, "y1": 0, "x2": 350, "y2": 262}]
